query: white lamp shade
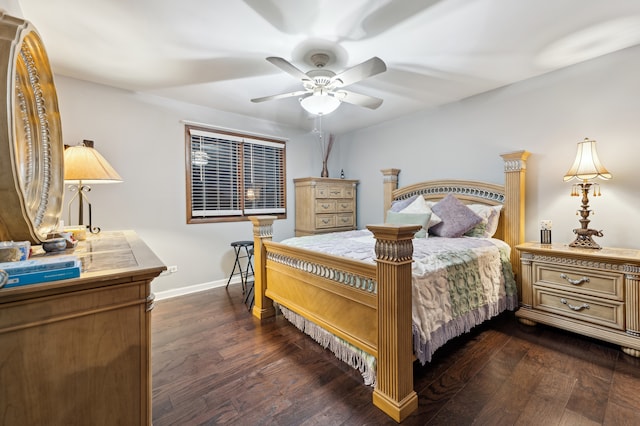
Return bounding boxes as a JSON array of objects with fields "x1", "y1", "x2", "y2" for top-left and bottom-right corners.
[
  {"x1": 64, "y1": 145, "x2": 123, "y2": 184},
  {"x1": 563, "y1": 138, "x2": 612, "y2": 181},
  {"x1": 300, "y1": 93, "x2": 341, "y2": 115}
]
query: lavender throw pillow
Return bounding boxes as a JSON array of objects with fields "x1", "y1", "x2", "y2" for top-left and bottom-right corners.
[{"x1": 429, "y1": 194, "x2": 483, "y2": 238}]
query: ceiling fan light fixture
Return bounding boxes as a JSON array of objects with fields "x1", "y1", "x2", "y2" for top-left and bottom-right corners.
[{"x1": 300, "y1": 93, "x2": 341, "y2": 115}]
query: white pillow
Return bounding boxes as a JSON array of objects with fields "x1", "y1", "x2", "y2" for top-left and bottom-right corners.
[
  {"x1": 465, "y1": 204, "x2": 502, "y2": 238},
  {"x1": 399, "y1": 195, "x2": 442, "y2": 229}
]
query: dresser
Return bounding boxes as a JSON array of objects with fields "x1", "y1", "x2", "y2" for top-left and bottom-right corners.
[
  {"x1": 516, "y1": 242, "x2": 640, "y2": 357},
  {"x1": 0, "y1": 231, "x2": 165, "y2": 425},
  {"x1": 294, "y1": 177, "x2": 358, "y2": 236}
]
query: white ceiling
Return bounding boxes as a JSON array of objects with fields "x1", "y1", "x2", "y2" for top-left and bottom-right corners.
[{"x1": 15, "y1": 0, "x2": 640, "y2": 134}]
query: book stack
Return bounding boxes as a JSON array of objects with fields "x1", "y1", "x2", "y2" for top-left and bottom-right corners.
[{"x1": 0, "y1": 255, "x2": 81, "y2": 288}]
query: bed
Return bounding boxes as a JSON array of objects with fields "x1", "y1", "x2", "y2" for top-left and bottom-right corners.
[{"x1": 248, "y1": 150, "x2": 529, "y2": 422}]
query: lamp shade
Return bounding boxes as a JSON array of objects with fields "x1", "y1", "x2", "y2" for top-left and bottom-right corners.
[
  {"x1": 64, "y1": 145, "x2": 123, "y2": 184},
  {"x1": 563, "y1": 138, "x2": 612, "y2": 182},
  {"x1": 300, "y1": 92, "x2": 341, "y2": 115}
]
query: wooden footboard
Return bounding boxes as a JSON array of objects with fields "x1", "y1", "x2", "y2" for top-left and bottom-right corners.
[
  {"x1": 249, "y1": 150, "x2": 529, "y2": 423},
  {"x1": 249, "y1": 216, "x2": 420, "y2": 422}
]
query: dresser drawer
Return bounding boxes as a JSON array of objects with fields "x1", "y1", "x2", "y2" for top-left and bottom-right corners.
[
  {"x1": 343, "y1": 186, "x2": 355, "y2": 198},
  {"x1": 336, "y1": 200, "x2": 354, "y2": 213},
  {"x1": 533, "y1": 287, "x2": 625, "y2": 330},
  {"x1": 316, "y1": 185, "x2": 347, "y2": 198},
  {"x1": 315, "y1": 199, "x2": 337, "y2": 213},
  {"x1": 316, "y1": 185, "x2": 330, "y2": 198},
  {"x1": 315, "y1": 214, "x2": 337, "y2": 229},
  {"x1": 335, "y1": 214, "x2": 354, "y2": 228},
  {"x1": 534, "y1": 263, "x2": 623, "y2": 300}
]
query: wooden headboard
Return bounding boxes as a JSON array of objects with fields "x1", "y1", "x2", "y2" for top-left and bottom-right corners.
[
  {"x1": 381, "y1": 150, "x2": 530, "y2": 282},
  {"x1": 389, "y1": 179, "x2": 507, "y2": 238}
]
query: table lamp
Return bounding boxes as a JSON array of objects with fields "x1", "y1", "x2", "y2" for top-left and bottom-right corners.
[
  {"x1": 563, "y1": 137, "x2": 611, "y2": 249},
  {"x1": 64, "y1": 140, "x2": 122, "y2": 234}
]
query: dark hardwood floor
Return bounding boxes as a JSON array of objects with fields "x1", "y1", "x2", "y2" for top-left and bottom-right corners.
[{"x1": 152, "y1": 285, "x2": 640, "y2": 425}]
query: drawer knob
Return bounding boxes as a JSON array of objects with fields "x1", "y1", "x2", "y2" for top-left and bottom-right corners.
[
  {"x1": 560, "y1": 298, "x2": 590, "y2": 312},
  {"x1": 560, "y1": 273, "x2": 590, "y2": 286}
]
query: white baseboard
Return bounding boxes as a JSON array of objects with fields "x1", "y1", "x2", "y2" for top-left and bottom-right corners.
[{"x1": 154, "y1": 277, "x2": 243, "y2": 301}]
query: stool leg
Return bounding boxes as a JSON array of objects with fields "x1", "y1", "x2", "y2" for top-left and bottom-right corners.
[
  {"x1": 247, "y1": 251, "x2": 255, "y2": 279},
  {"x1": 244, "y1": 281, "x2": 254, "y2": 311},
  {"x1": 240, "y1": 245, "x2": 253, "y2": 294},
  {"x1": 243, "y1": 247, "x2": 254, "y2": 309},
  {"x1": 226, "y1": 246, "x2": 242, "y2": 288}
]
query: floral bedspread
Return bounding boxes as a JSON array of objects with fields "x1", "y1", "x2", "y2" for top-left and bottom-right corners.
[{"x1": 281, "y1": 230, "x2": 517, "y2": 365}]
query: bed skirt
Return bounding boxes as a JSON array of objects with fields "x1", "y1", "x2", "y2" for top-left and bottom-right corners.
[
  {"x1": 278, "y1": 292, "x2": 518, "y2": 386},
  {"x1": 277, "y1": 304, "x2": 377, "y2": 386}
]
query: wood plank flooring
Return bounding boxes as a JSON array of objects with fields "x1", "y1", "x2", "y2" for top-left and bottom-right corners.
[{"x1": 152, "y1": 285, "x2": 640, "y2": 425}]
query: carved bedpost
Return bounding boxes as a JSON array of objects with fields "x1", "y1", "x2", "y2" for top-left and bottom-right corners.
[
  {"x1": 249, "y1": 215, "x2": 277, "y2": 320},
  {"x1": 625, "y1": 268, "x2": 640, "y2": 356},
  {"x1": 367, "y1": 223, "x2": 420, "y2": 423},
  {"x1": 500, "y1": 151, "x2": 530, "y2": 289},
  {"x1": 381, "y1": 168, "x2": 401, "y2": 221}
]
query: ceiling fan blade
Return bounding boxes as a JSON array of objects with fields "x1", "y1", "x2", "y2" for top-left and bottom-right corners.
[
  {"x1": 251, "y1": 89, "x2": 309, "y2": 103},
  {"x1": 331, "y1": 57, "x2": 387, "y2": 87},
  {"x1": 266, "y1": 57, "x2": 312, "y2": 82},
  {"x1": 332, "y1": 90, "x2": 383, "y2": 109}
]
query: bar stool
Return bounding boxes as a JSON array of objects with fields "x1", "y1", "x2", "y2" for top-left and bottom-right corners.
[{"x1": 225, "y1": 240, "x2": 254, "y2": 294}]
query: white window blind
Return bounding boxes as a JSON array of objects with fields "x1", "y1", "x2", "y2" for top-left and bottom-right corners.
[{"x1": 186, "y1": 125, "x2": 286, "y2": 222}]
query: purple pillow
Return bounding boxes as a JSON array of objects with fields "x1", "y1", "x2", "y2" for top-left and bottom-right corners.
[
  {"x1": 429, "y1": 194, "x2": 483, "y2": 238},
  {"x1": 389, "y1": 194, "x2": 419, "y2": 212}
]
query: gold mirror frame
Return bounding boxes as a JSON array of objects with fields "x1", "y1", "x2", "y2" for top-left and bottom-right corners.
[{"x1": 0, "y1": 12, "x2": 63, "y2": 243}]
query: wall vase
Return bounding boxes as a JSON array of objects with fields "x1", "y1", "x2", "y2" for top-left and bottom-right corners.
[{"x1": 321, "y1": 161, "x2": 329, "y2": 177}]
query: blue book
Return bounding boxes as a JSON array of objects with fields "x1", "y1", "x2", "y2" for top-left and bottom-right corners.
[
  {"x1": 0, "y1": 255, "x2": 79, "y2": 276},
  {"x1": 4, "y1": 265, "x2": 81, "y2": 288}
]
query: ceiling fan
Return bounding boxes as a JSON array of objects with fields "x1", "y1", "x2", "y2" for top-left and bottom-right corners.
[{"x1": 251, "y1": 53, "x2": 386, "y2": 115}]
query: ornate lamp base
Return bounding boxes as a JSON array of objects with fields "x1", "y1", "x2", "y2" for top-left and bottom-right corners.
[
  {"x1": 569, "y1": 227, "x2": 603, "y2": 249},
  {"x1": 568, "y1": 181, "x2": 604, "y2": 249}
]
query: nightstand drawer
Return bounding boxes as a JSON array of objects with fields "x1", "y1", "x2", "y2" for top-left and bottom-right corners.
[
  {"x1": 315, "y1": 199, "x2": 337, "y2": 213},
  {"x1": 534, "y1": 264, "x2": 623, "y2": 301},
  {"x1": 533, "y1": 287, "x2": 625, "y2": 330},
  {"x1": 336, "y1": 200, "x2": 354, "y2": 213},
  {"x1": 315, "y1": 214, "x2": 336, "y2": 229}
]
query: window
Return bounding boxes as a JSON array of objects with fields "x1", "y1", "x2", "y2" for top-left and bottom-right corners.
[{"x1": 185, "y1": 124, "x2": 286, "y2": 223}]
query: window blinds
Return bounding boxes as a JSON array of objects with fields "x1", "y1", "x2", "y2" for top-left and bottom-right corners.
[{"x1": 188, "y1": 127, "x2": 285, "y2": 218}]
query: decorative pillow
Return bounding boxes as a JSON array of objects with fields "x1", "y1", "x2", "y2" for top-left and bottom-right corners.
[
  {"x1": 389, "y1": 194, "x2": 419, "y2": 212},
  {"x1": 429, "y1": 194, "x2": 483, "y2": 238},
  {"x1": 385, "y1": 211, "x2": 432, "y2": 238},
  {"x1": 398, "y1": 195, "x2": 442, "y2": 229},
  {"x1": 465, "y1": 204, "x2": 503, "y2": 238}
]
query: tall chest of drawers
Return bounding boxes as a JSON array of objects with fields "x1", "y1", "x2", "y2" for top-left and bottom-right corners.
[
  {"x1": 294, "y1": 177, "x2": 358, "y2": 236},
  {"x1": 516, "y1": 242, "x2": 640, "y2": 357}
]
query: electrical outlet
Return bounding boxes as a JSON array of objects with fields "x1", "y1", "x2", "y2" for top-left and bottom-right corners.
[{"x1": 168, "y1": 265, "x2": 178, "y2": 274}]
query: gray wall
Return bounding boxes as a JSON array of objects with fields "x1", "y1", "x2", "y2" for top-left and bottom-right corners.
[
  {"x1": 34, "y1": 44, "x2": 640, "y2": 297},
  {"x1": 336, "y1": 44, "x2": 640, "y2": 250},
  {"x1": 54, "y1": 77, "x2": 319, "y2": 296}
]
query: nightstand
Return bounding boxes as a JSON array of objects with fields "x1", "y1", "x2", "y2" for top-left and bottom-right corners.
[{"x1": 516, "y1": 242, "x2": 640, "y2": 357}]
